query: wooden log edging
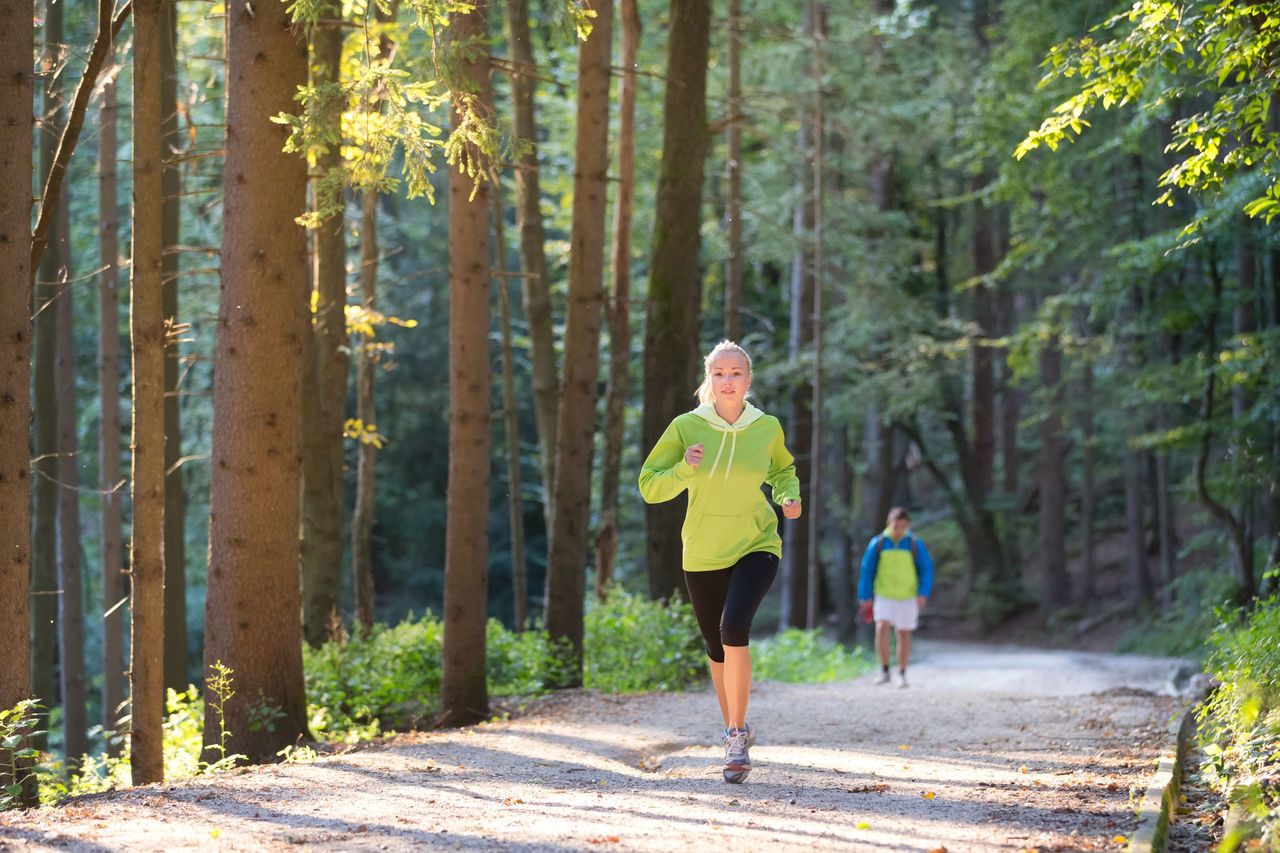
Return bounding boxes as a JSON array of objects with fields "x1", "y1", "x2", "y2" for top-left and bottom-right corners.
[{"x1": 1128, "y1": 704, "x2": 1196, "y2": 853}]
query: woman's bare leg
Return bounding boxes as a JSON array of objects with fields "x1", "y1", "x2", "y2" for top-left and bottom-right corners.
[
  {"x1": 708, "y1": 658, "x2": 730, "y2": 727},
  {"x1": 723, "y1": 644, "x2": 752, "y2": 730}
]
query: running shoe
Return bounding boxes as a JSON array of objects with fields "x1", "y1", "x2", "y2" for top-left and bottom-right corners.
[
  {"x1": 721, "y1": 722, "x2": 756, "y2": 748},
  {"x1": 723, "y1": 727, "x2": 751, "y2": 783},
  {"x1": 875, "y1": 670, "x2": 891, "y2": 685},
  {"x1": 897, "y1": 670, "x2": 909, "y2": 689}
]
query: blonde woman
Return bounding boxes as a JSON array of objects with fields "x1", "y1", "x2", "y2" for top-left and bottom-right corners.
[{"x1": 638, "y1": 340, "x2": 801, "y2": 784}]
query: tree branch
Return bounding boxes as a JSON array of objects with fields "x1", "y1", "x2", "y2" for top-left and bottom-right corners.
[{"x1": 31, "y1": 0, "x2": 133, "y2": 272}]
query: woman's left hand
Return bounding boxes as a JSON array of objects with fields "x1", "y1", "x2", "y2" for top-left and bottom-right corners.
[{"x1": 782, "y1": 499, "x2": 802, "y2": 519}]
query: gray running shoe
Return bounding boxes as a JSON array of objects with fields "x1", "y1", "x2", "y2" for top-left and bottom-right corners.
[
  {"x1": 875, "y1": 670, "x2": 891, "y2": 685},
  {"x1": 722, "y1": 722, "x2": 756, "y2": 748},
  {"x1": 897, "y1": 670, "x2": 909, "y2": 688},
  {"x1": 723, "y1": 727, "x2": 751, "y2": 783}
]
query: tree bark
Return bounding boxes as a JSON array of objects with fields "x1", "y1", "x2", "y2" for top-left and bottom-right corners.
[
  {"x1": 202, "y1": 0, "x2": 311, "y2": 763},
  {"x1": 997, "y1": 284, "x2": 1021, "y2": 569},
  {"x1": 503, "y1": 0, "x2": 558, "y2": 539},
  {"x1": 0, "y1": 0, "x2": 36, "y2": 805},
  {"x1": 544, "y1": 0, "x2": 613, "y2": 685},
  {"x1": 161, "y1": 0, "x2": 188, "y2": 693},
  {"x1": 1196, "y1": 257, "x2": 1255, "y2": 603},
  {"x1": 642, "y1": 0, "x2": 711, "y2": 602},
  {"x1": 31, "y1": 0, "x2": 65, "y2": 746},
  {"x1": 490, "y1": 175, "x2": 528, "y2": 630},
  {"x1": 98, "y1": 71, "x2": 126, "y2": 753},
  {"x1": 805, "y1": 0, "x2": 825, "y2": 630},
  {"x1": 594, "y1": 0, "x2": 639, "y2": 604},
  {"x1": 1037, "y1": 335, "x2": 1067, "y2": 606},
  {"x1": 302, "y1": 18, "x2": 349, "y2": 649},
  {"x1": 830, "y1": 424, "x2": 853, "y2": 641},
  {"x1": 440, "y1": 0, "x2": 493, "y2": 726},
  {"x1": 970, "y1": 191, "x2": 996, "y2": 497},
  {"x1": 352, "y1": 188, "x2": 378, "y2": 630},
  {"x1": 723, "y1": 0, "x2": 743, "y2": 342},
  {"x1": 130, "y1": 0, "x2": 168, "y2": 785},
  {"x1": 54, "y1": 161, "x2": 87, "y2": 772},
  {"x1": 1077, "y1": 310, "x2": 1097, "y2": 601},
  {"x1": 779, "y1": 3, "x2": 817, "y2": 628}
]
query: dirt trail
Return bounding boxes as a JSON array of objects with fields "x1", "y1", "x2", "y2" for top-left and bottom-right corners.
[{"x1": 0, "y1": 641, "x2": 1188, "y2": 852}]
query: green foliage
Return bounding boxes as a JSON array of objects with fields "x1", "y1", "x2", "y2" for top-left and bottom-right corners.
[
  {"x1": 0, "y1": 700, "x2": 43, "y2": 811},
  {"x1": 1018, "y1": 0, "x2": 1280, "y2": 232},
  {"x1": 1118, "y1": 568, "x2": 1238, "y2": 659},
  {"x1": 1197, "y1": 596, "x2": 1280, "y2": 848},
  {"x1": 582, "y1": 588, "x2": 706, "y2": 693},
  {"x1": 752, "y1": 629, "x2": 874, "y2": 684}
]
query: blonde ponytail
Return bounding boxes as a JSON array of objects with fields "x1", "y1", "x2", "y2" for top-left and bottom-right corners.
[{"x1": 694, "y1": 340, "x2": 753, "y2": 405}]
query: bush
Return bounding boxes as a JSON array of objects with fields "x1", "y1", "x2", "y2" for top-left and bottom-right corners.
[
  {"x1": 1197, "y1": 596, "x2": 1280, "y2": 850},
  {"x1": 1118, "y1": 568, "x2": 1237, "y2": 659},
  {"x1": 583, "y1": 588, "x2": 706, "y2": 693},
  {"x1": 752, "y1": 628, "x2": 873, "y2": 683}
]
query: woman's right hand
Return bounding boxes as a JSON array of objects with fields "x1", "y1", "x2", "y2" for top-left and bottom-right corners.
[{"x1": 684, "y1": 443, "x2": 704, "y2": 467}]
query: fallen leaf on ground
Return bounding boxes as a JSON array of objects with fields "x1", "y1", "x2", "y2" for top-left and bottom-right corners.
[
  {"x1": 586, "y1": 836, "x2": 620, "y2": 844},
  {"x1": 855, "y1": 821, "x2": 871, "y2": 830},
  {"x1": 898, "y1": 744, "x2": 911, "y2": 751},
  {"x1": 1111, "y1": 836, "x2": 1127, "y2": 845},
  {"x1": 921, "y1": 791, "x2": 936, "y2": 800}
]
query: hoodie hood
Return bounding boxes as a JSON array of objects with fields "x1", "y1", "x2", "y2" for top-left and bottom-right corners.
[
  {"x1": 689, "y1": 400, "x2": 766, "y2": 431},
  {"x1": 688, "y1": 401, "x2": 767, "y2": 482}
]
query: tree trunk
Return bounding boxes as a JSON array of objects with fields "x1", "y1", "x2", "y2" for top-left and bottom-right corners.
[
  {"x1": 642, "y1": 0, "x2": 711, "y2": 602},
  {"x1": 1196, "y1": 259, "x2": 1255, "y2": 603},
  {"x1": 302, "y1": 19, "x2": 349, "y2": 649},
  {"x1": 440, "y1": 0, "x2": 493, "y2": 726},
  {"x1": 54, "y1": 170, "x2": 87, "y2": 772},
  {"x1": 202, "y1": 0, "x2": 311, "y2": 763},
  {"x1": 1037, "y1": 335, "x2": 1068, "y2": 606},
  {"x1": 161, "y1": 0, "x2": 188, "y2": 693},
  {"x1": 997, "y1": 284, "x2": 1021, "y2": 570},
  {"x1": 594, "y1": 0, "x2": 640, "y2": 603},
  {"x1": 98, "y1": 72, "x2": 126, "y2": 752},
  {"x1": 31, "y1": 0, "x2": 64, "y2": 745},
  {"x1": 830, "y1": 424, "x2": 853, "y2": 641},
  {"x1": 544, "y1": 0, "x2": 613, "y2": 685},
  {"x1": 352, "y1": 189, "x2": 378, "y2": 630},
  {"x1": 779, "y1": 4, "x2": 817, "y2": 628},
  {"x1": 1077, "y1": 310, "x2": 1097, "y2": 602},
  {"x1": 805, "y1": 0, "x2": 825, "y2": 630},
  {"x1": 970, "y1": 190, "x2": 996, "y2": 497},
  {"x1": 490, "y1": 175, "x2": 529, "y2": 630},
  {"x1": 723, "y1": 0, "x2": 743, "y2": 342},
  {"x1": 130, "y1": 0, "x2": 168, "y2": 785},
  {"x1": 0, "y1": 0, "x2": 35, "y2": 805},
  {"x1": 503, "y1": 0, "x2": 558, "y2": 539}
]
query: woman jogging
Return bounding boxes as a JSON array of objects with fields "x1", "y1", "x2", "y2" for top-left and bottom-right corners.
[{"x1": 638, "y1": 340, "x2": 801, "y2": 784}]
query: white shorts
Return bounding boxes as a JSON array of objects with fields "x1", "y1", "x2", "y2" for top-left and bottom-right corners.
[{"x1": 873, "y1": 596, "x2": 919, "y2": 631}]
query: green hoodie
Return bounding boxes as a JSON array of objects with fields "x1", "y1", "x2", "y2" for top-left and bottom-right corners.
[{"x1": 638, "y1": 401, "x2": 801, "y2": 572}]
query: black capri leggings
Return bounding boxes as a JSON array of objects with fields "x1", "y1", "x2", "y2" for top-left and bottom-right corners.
[{"x1": 683, "y1": 551, "x2": 780, "y2": 663}]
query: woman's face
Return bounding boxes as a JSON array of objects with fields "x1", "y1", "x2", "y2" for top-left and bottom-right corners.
[{"x1": 708, "y1": 351, "x2": 751, "y2": 404}]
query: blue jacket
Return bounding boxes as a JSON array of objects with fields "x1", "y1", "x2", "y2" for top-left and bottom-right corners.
[{"x1": 857, "y1": 532, "x2": 935, "y2": 600}]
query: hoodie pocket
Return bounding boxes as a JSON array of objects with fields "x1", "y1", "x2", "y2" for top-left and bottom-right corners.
[{"x1": 684, "y1": 511, "x2": 761, "y2": 566}]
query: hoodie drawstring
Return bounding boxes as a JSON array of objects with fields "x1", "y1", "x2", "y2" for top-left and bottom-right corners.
[{"x1": 705, "y1": 428, "x2": 739, "y2": 482}]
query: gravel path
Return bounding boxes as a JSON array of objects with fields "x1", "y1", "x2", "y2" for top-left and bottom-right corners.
[{"x1": 0, "y1": 641, "x2": 1188, "y2": 852}]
